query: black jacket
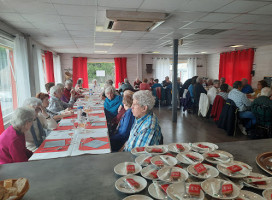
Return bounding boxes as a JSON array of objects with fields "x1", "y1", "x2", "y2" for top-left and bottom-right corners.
[{"x1": 193, "y1": 83, "x2": 207, "y2": 106}]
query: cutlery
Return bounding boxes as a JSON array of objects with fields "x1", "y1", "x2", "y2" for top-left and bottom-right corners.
[
  {"x1": 160, "y1": 156, "x2": 170, "y2": 165},
  {"x1": 153, "y1": 181, "x2": 164, "y2": 198},
  {"x1": 181, "y1": 155, "x2": 195, "y2": 164}
]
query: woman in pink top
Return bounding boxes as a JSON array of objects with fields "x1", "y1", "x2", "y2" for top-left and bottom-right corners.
[
  {"x1": 0, "y1": 107, "x2": 35, "y2": 164},
  {"x1": 140, "y1": 78, "x2": 151, "y2": 91}
]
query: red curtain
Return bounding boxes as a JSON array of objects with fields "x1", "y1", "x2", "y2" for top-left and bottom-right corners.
[
  {"x1": 0, "y1": 103, "x2": 4, "y2": 135},
  {"x1": 72, "y1": 57, "x2": 89, "y2": 88},
  {"x1": 44, "y1": 51, "x2": 55, "y2": 83},
  {"x1": 114, "y1": 57, "x2": 127, "y2": 88},
  {"x1": 219, "y1": 48, "x2": 254, "y2": 86}
]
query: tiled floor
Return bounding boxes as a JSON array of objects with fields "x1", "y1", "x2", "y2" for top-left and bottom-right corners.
[{"x1": 153, "y1": 107, "x2": 249, "y2": 144}]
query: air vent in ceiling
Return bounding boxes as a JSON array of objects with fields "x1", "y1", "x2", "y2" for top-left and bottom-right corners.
[
  {"x1": 106, "y1": 10, "x2": 168, "y2": 32},
  {"x1": 195, "y1": 29, "x2": 226, "y2": 35}
]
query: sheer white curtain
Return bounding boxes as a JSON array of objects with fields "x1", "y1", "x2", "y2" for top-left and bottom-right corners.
[
  {"x1": 53, "y1": 55, "x2": 62, "y2": 84},
  {"x1": 14, "y1": 35, "x2": 31, "y2": 106},
  {"x1": 33, "y1": 45, "x2": 46, "y2": 93},
  {"x1": 187, "y1": 58, "x2": 197, "y2": 78},
  {"x1": 153, "y1": 58, "x2": 170, "y2": 83}
]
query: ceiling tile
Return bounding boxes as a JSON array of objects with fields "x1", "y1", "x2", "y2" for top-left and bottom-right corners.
[
  {"x1": 21, "y1": 14, "x2": 62, "y2": 23},
  {"x1": 61, "y1": 16, "x2": 95, "y2": 24},
  {"x1": 54, "y1": 4, "x2": 96, "y2": 16},
  {"x1": 181, "y1": 21, "x2": 217, "y2": 29},
  {"x1": 199, "y1": 13, "x2": 239, "y2": 22},
  {"x1": 8, "y1": 1, "x2": 57, "y2": 14},
  {"x1": 98, "y1": 0, "x2": 144, "y2": 9},
  {"x1": 229, "y1": 14, "x2": 268, "y2": 24},
  {"x1": 182, "y1": 0, "x2": 233, "y2": 12},
  {"x1": 139, "y1": 0, "x2": 191, "y2": 12},
  {"x1": 210, "y1": 22, "x2": 241, "y2": 29},
  {"x1": 216, "y1": 1, "x2": 270, "y2": 13},
  {"x1": 65, "y1": 24, "x2": 95, "y2": 31},
  {"x1": 52, "y1": 0, "x2": 97, "y2": 5},
  {"x1": 249, "y1": 3, "x2": 272, "y2": 15},
  {"x1": 170, "y1": 12, "x2": 208, "y2": 22},
  {"x1": 0, "y1": 13, "x2": 26, "y2": 22}
]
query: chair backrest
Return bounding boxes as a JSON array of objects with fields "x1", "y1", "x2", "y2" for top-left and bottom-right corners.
[
  {"x1": 183, "y1": 89, "x2": 188, "y2": 98},
  {"x1": 254, "y1": 104, "x2": 272, "y2": 126},
  {"x1": 156, "y1": 87, "x2": 162, "y2": 100}
]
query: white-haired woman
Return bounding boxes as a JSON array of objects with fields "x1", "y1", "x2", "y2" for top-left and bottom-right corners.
[
  {"x1": 104, "y1": 86, "x2": 123, "y2": 120},
  {"x1": 23, "y1": 97, "x2": 58, "y2": 151},
  {"x1": 0, "y1": 107, "x2": 35, "y2": 164},
  {"x1": 90, "y1": 79, "x2": 101, "y2": 93},
  {"x1": 48, "y1": 85, "x2": 75, "y2": 114},
  {"x1": 123, "y1": 90, "x2": 162, "y2": 151}
]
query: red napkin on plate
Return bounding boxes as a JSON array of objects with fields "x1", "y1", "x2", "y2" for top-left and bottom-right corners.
[
  {"x1": 222, "y1": 184, "x2": 233, "y2": 195},
  {"x1": 176, "y1": 144, "x2": 185, "y2": 151},
  {"x1": 207, "y1": 153, "x2": 220, "y2": 158},
  {"x1": 160, "y1": 184, "x2": 170, "y2": 193},
  {"x1": 194, "y1": 163, "x2": 207, "y2": 174},
  {"x1": 154, "y1": 160, "x2": 164, "y2": 166},
  {"x1": 188, "y1": 184, "x2": 201, "y2": 196},
  {"x1": 149, "y1": 170, "x2": 158, "y2": 179},
  {"x1": 197, "y1": 144, "x2": 209, "y2": 148},
  {"x1": 151, "y1": 148, "x2": 163, "y2": 153},
  {"x1": 186, "y1": 154, "x2": 198, "y2": 160},
  {"x1": 135, "y1": 147, "x2": 145, "y2": 152},
  {"x1": 126, "y1": 178, "x2": 140, "y2": 188},
  {"x1": 227, "y1": 165, "x2": 242, "y2": 173},
  {"x1": 143, "y1": 157, "x2": 152, "y2": 164},
  {"x1": 126, "y1": 165, "x2": 135, "y2": 174}
]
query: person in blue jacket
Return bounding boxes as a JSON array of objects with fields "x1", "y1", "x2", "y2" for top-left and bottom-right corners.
[
  {"x1": 110, "y1": 95, "x2": 135, "y2": 152},
  {"x1": 241, "y1": 78, "x2": 253, "y2": 94},
  {"x1": 104, "y1": 86, "x2": 123, "y2": 120}
]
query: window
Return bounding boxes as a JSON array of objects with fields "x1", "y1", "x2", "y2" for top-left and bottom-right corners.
[
  {"x1": 0, "y1": 45, "x2": 17, "y2": 119},
  {"x1": 169, "y1": 61, "x2": 188, "y2": 84},
  {"x1": 87, "y1": 63, "x2": 115, "y2": 87}
]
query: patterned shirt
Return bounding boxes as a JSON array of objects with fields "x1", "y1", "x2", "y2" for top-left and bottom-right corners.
[
  {"x1": 228, "y1": 88, "x2": 251, "y2": 112},
  {"x1": 218, "y1": 92, "x2": 228, "y2": 101},
  {"x1": 124, "y1": 112, "x2": 162, "y2": 151},
  {"x1": 48, "y1": 96, "x2": 74, "y2": 114}
]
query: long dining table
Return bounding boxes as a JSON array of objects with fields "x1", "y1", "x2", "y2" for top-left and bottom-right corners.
[
  {"x1": 29, "y1": 93, "x2": 111, "y2": 161},
  {"x1": 0, "y1": 139, "x2": 271, "y2": 199}
]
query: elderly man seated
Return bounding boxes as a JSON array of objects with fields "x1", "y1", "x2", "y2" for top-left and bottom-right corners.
[
  {"x1": 0, "y1": 107, "x2": 35, "y2": 164},
  {"x1": 123, "y1": 90, "x2": 162, "y2": 151},
  {"x1": 63, "y1": 80, "x2": 81, "y2": 103},
  {"x1": 162, "y1": 76, "x2": 172, "y2": 87},
  {"x1": 241, "y1": 78, "x2": 253, "y2": 94},
  {"x1": 119, "y1": 78, "x2": 134, "y2": 93},
  {"x1": 207, "y1": 80, "x2": 220, "y2": 105},
  {"x1": 251, "y1": 87, "x2": 272, "y2": 126},
  {"x1": 194, "y1": 77, "x2": 207, "y2": 106},
  {"x1": 24, "y1": 97, "x2": 58, "y2": 151},
  {"x1": 218, "y1": 84, "x2": 229, "y2": 101},
  {"x1": 228, "y1": 81, "x2": 256, "y2": 132},
  {"x1": 104, "y1": 86, "x2": 123, "y2": 120},
  {"x1": 220, "y1": 77, "x2": 232, "y2": 91},
  {"x1": 48, "y1": 85, "x2": 75, "y2": 114}
]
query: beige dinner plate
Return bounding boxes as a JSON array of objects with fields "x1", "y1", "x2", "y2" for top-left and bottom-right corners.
[
  {"x1": 263, "y1": 188, "x2": 272, "y2": 200},
  {"x1": 131, "y1": 147, "x2": 147, "y2": 156},
  {"x1": 123, "y1": 195, "x2": 153, "y2": 200},
  {"x1": 236, "y1": 190, "x2": 265, "y2": 200},
  {"x1": 157, "y1": 166, "x2": 188, "y2": 183},
  {"x1": 243, "y1": 172, "x2": 272, "y2": 190},
  {"x1": 141, "y1": 165, "x2": 159, "y2": 181},
  {"x1": 168, "y1": 143, "x2": 191, "y2": 153},
  {"x1": 135, "y1": 154, "x2": 153, "y2": 167},
  {"x1": 115, "y1": 175, "x2": 147, "y2": 194},
  {"x1": 114, "y1": 162, "x2": 142, "y2": 176},
  {"x1": 148, "y1": 182, "x2": 168, "y2": 200},
  {"x1": 187, "y1": 163, "x2": 219, "y2": 180},
  {"x1": 145, "y1": 145, "x2": 168, "y2": 155},
  {"x1": 151, "y1": 155, "x2": 178, "y2": 167},
  {"x1": 217, "y1": 162, "x2": 251, "y2": 178},
  {"x1": 176, "y1": 151, "x2": 204, "y2": 165},
  {"x1": 203, "y1": 150, "x2": 233, "y2": 164},
  {"x1": 191, "y1": 142, "x2": 218, "y2": 153}
]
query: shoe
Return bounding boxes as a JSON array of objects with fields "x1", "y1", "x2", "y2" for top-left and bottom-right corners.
[{"x1": 238, "y1": 124, "x2": 247, "y2": 135}]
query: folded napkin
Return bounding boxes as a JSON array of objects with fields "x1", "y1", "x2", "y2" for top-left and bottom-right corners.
[
  {"x1": 83, "y1": 140, "x2": 108, "y2": 148},
  {"x1": 58, "y1": 119, "x2": 74, "y2": 127},
  {"x1": 44, "y1": 140, "x2": 66, "y2": 148}
]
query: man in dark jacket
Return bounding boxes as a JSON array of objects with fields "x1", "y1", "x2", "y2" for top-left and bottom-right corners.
[{"x1": 193, "y1": 77, "x2": 207, "y2": 106}]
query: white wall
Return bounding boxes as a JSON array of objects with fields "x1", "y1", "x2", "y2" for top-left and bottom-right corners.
[{"x1": 206, "y1": 53, "x2": 220, "y2": 80}]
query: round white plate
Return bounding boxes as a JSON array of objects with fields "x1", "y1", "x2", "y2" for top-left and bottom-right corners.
[
  {"x1": 167, "y1": 182, "x2": 205, "y2": 200},
  {"x1": 187, "y1": 163, "x2": 219, "y2": 180},
  {"x1": 217, "y1": 162, "x2": 250, "y2": 178},
  {"x1": 157, "y1": 166, "x2": 188, "y2": 183},
  {"x1": 231, "y1": 160, "x2": 253, "y2": 171},
  {"x1": 145, "y1": 145, "x2": 168, "y2": 155},
  {"x1": 123, "y1": 195, "x2": 153, "y2": 200},
  {"x1": 218, "y1": 174, "x2": 244, "y2": 189},
  {"x1": 263, "y1": 188, "x2": 272, "y2": 200},
  {"x1": 114, "y1": 162, "x2": 142, "y2": 176},
  {"x1": 131, "y1": 147, "x2": 147, "y2": 156},
  {"x1": 243, "y1": 172, "x2": 272, "y2": 190},
  {"x1": 115, "y1": 175, "x2": 147, "y2": 194},
  {"x1": 168, "y1": 143, "x2": 191, "y2": 153},
  {"x1": 141, "y1": 165, "x2": 159, "y2": 180},
  {"x1": 148, "y1": 183, "x2": 167, "y2": 200},
  {"x1": 135, "y1": 154, "x2": 153, "y2": 167},
  {"x1": 191, "y1": 142, "x2": 218, "y2": 153},
  {"x1": 201, "y1": 178, "x2": 240, "y2": 199},
  {"x1": 176, "y1": 151, "x2": 204, "y2": 165},
  {"x1": 237, "y1": 190, "x2": 265, "y2": 200},
  {"x1": 151, "y1": 155, "x2": 178, "y2": 167},
  {"x1": 203, "y1": 150, "x2": 233, "y2": 164}
]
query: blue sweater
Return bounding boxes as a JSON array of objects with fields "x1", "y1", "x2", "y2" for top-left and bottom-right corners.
[{"x1": 104, "y1": 95, "x2": 123, "y2": 118}]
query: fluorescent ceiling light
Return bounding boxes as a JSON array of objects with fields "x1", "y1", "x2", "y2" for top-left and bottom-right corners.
[
  {"x1": 152, "y1": 51, "x2": 160, "y2": 54},
  {"x1": 94, "y1": 51, "x2": 107, "y2": 54},
  {"x1": 95, "y1": 43, "x2": 113, "y2": 46},
  {"x1": 201, "y1": 52, "x2": 207, "y2": 54},
  {"x1": 96, "y1": 26, "x2": 121, "y2": 33},
  {"x1": 230, "y1": 45, "x2": 244, "y2": 48}
]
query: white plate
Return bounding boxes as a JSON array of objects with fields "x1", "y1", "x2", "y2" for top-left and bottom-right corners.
[
  {"x1": 135, "y1": 154, "x2": 153, "y2": 167},
  {"x1": 201, "y1": 178, "x2": 240, "y2": 199},
  {"x1": 168, "y1": 143, "x2": 191, "y2": 153},
  {"x1": 236, "y1": 190, "x2": 265, "y2": 200},
  {"x1": 218, "y1": 174, "x2": 244, "y2": 189},
  {"x1": 191, "y1": 142, "x2": 218, "y2": 153},
  {"x1": 231, "y1": 160, "x2": 253, "y2": 171},
  {"x1": 151, "y1": 155, "x2": 178, "y2": 167},
  {"x1": 187, "y1": 163, "x2": 219, "y2": 180},
  {"x1": 123, "y1": 195, "x2": 153, "y2": 200},
  {"x1": 203, "y1": 150, "x2": 233, "y2": 164},
  {"x1": 115, "y1": 175, "x2": 147, "y2": 194},
  {"x1": 141, "y1": 165, "x2": 159, "y2": 180},
  {"x1": 167, "y1": 182, "x2": 205, "y2": 200},
  {"x1": 176, "y1": 151, "x2": 204, "y2": 165},
  {"x1": 243, "y1": 172, "x2": 272, "y2": 190},
  {"x1": 131, "y1": 147, "x2": 148, "y2": 156},
  {"x1": 148, "y1": 182, "x2": 168, "y2": 200},
  {"x1": 145, "y1": 145, "x2": 168, "y2": 155},
  {"x1": 157, "y1": 166, "x2": 188, "y2": 183},
  {"x1": 263, "y1": 188, "x2": 272, "y2": 200},
  {"x1": 217, "y1": 162, "x2": 250, "y2": 178},
  {"x1": 114, "y1": 162, "x2": 142, "y2": 176}
]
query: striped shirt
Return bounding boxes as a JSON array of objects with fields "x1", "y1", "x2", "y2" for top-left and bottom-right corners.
[
  {"x1": 124, "y1": 112, "x2": 162, "y2": 151},
  {"x1": 48, "y1": 96, "x2": 74, "y2": 114},
  {"x1": 228, "y1": 88, "x2": 251, "y2": 112}
]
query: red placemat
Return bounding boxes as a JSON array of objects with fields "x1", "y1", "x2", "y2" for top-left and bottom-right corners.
[
  {"x1": 88, "y1": 113, "x2": 105, "y2": 117},
  {"x1": 85, "y1": 121, "x2": 107, "y2": 129},
  {"x1": 79, "y1": 137, "x2": 110, "y2": 151},
  {"x1": 63, "y1": 114, "x2": 77, "y2": 119},
  {"x1": 35, "y1": 138, "x2": 72, "y2": 153},
  {"x1": 54, "y1": 125, "x2": 74, "y2": 131}
]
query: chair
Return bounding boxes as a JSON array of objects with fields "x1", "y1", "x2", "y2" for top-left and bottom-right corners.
[
  {"x1": 198, "y1": 93, "x2": 209, "y2": 117},
  {"x1": 156, "y1": 87, "x2": 162, "y2": 108},
  {"x1": 253, "y1": 104, "x2": 272, "y2": 137},
  {"x1": 211, "y1": 95, "x2": 226, "y2": 122}
]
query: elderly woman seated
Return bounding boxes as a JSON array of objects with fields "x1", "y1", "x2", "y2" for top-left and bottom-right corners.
[
  {"x1": 75, "y1": 78, "x2": 84, "y2": 93},
  {"x1": 45, "y1": 82, "x2": 55, "y2": 95},
  {"x1": 110, "y1": 94, "x2": 135, "y2": 152},
  {"x1": 123, "y1": 90, "x2": 162, "y2": 151},
  {"x1": 63, "y1": 80, "x2": 81, "y2": 103},
  {"x1": 48, "y1": 85, "x2": 75, "y2": 114},
  {"x1": 24, "y1": 97, "x2": 58, "y2": 151},
  {"x1": 90, "y1": 79, "x2": 102, "y2": 93},
  {"x1": 36, "y1": 92, "x2": 74, "y2": 122},
  {"x1": 104, "y1": 86, "x2": 123, "y2": 120},
  {"x1": 0, "y1": 107, "x2": 35, "y2": 164}
]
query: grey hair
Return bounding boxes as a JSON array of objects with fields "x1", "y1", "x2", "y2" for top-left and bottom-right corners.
[
  {"x1": 65, "y1": 79, "x2": 73, "y2": 85},
  {"x1": 50, "y1": 85, "x2": 61, "y2": 96},
  {"x1": 213, "y1": 79, "x2": 220, "y2": 85},
  {"x1": 196, "y1": 77, "x2": 203, "y2": 83},
  {"x1": 241, "y1": 78, "x2": 248, "y2": 83},
  {"x1": 11, "y1": 107, "x2": 35, "y2": 129},
  {"x1": 56, "y1": 83, "x2": 64, "y2": 89},
  {"x1": 23, "y1": 97, "x2": 42, "y2": 107},
  {"x1": 261, "y1": 87, "x2": 272, "y2": 97},
  {"x1": 133, "y1": 90, "x2": 155, "y2": 111},
  {"x1": 124, "y1": 78, "x2": 129, "y2": 83},
  {"x1": 92, "y1": 79, "x2": 97, "y2": 83},
  {"x1": 105, "y1": 86, "x2": 115, "y2": 94},
  {"x1": 106, "y1": 79, "x2": 113, "y2": 85}
]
